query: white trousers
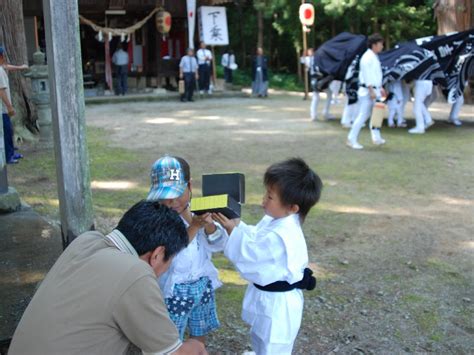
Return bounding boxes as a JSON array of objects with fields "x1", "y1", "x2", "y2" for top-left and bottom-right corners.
[
  {"x1": 251, "y1": 332, "x2": 295, "y2": 355},
  {"x1": 449, "y1": 95, "x2": 464, "y2": 120},
  {"x1": 341, "y1": 97, "x2": 359, "y2": 126},
  {"x1": 348, "y1": 95, "x2": 381, "y2": 142},
  {"x1": 310, "y1": 88, "x2": 332, "y2": 119},
  {"x1": 413, "y1": 80, "x2": 433, "y2": 129},
  {"x1": 387, "y1": 81, "x2": 404, "y2": 125},
  {"x1": 329, "y1": 80, "x2": 342, "y2": 102}
]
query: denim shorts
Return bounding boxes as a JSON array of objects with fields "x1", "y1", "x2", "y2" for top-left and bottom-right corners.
[{"x1": 165, "y1": 277, "x2": 220, "y2": 338}]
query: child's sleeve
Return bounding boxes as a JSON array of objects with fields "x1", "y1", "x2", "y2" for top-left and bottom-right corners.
[
  {"x1": 200, "y1": 222, "x2": 229, "y2": 252},
  {"x1": 224, "y1": 225, "x2": 288, "y2": 286}
]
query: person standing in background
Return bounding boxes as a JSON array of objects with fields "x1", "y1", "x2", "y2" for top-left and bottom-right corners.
[
  {"x1": 252, "y1": 47, "x2": 269, "y2": 98},
  {"x1": 112, "y1": 43, "x2": 129, "y2": 96},
  {"x1": 221, "y1": 48, "x2": 236, "y2": 85},
  {"x1": 179, "y1": 48, "x2": 199, "y2": 102},
  {"x1": 0, "y1": 46, "x2": 27, "y2": 164},
  {"x1": 347, "y1": 33, "x2": 386, "y2": 149},
  {"x1": 197, "y1": 42, "x2": 213, "y2": 94}
]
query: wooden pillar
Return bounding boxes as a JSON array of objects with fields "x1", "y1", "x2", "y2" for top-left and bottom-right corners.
[
  {"x1": 42, "y1": 0, "x2": 94, "y2": 247},
  {"x1": 0, "y1": 115, "x2": 8, "y2": 194}
]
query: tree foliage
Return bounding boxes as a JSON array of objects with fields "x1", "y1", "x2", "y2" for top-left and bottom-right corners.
[{"x1": 225, "y1": 0, "x2": 436, "y2": 73}]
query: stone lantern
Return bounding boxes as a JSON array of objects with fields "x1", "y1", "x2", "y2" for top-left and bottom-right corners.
[{"x1": 24, "y1": 51, "x2": 51, "y2": 131}]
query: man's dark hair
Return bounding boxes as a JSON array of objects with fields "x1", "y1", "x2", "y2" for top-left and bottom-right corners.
[
  {"x1": 368, "y1": 33, "x2": 384, "y2": 49},
  {"x1": 116, "y1": 201, "x2": 188, "y2": 260},
  {"x1": 264, "y1": 158, "x2": 323, "y2": 221}
]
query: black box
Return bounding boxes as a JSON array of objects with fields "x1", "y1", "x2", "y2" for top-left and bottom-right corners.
[{"x1": 202, "y1": 173, "x2": 245, "y2": 203}]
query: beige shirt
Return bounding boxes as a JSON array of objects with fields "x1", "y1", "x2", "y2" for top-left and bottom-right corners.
[
  {"x1": 0, "y1": 66, "x2": 11, "y2": 113},
  {"x1": 9, "y1": 231, "x2": 181, "y2": 355}
]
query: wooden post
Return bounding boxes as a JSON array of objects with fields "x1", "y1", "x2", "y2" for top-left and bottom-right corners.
[
  {"x1": 0, "y1": 114, "x2": 8, "y2": 194},
  {"x1": 301, "y1": 0, "x2": 309, "y2": 100},
  {"x1": 42, "y1": 0, "x2": 94, "y2": 248},
  {"x1": 34, "y1": 16, "x2": 39, "y2": 51},
  {"x1": 211, "y1": 45, "x2": 217, "y2": 90},
  {"x1": 302, "y1": 28, "x2": 309, "y2": 100}
]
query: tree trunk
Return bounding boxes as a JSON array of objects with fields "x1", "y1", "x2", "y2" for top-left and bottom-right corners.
[
  {"x1": 434, "y1": 0, "x2": 472, "y2": 34},
  {"x1": 236, "y1": 1, "x2": 246, "y2": 68},
  {"x1": 0, "y1": 0, "x2": 38, "y2": 142},
  {"x1": 257, "y1": 10, "x2": 264, "y2": 49}
]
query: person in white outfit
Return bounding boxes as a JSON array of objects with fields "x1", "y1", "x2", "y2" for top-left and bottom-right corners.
[
  {"x1": 449, "y1": 93, "x2": 464, "y2": 126},
  {"x1": 386, "y1": 80, "x2": 407, "y2": 128},
  {"x1": 329, "y1": 80, "x2": 342, "y2": 105},
  {"x1": 347, "y1": 33, "x2": 386, "y2": 149},
  {"x1": 409, "y1": 80, "x2": 434, "y2": 134},
  {"x1": 306, "y1": 48, "x2": 333, "y2": 121},
  {"x1": 340, "y1": 96, "x2": 359, "y2": 128},
  {"x1": 213, "y1": 158, "x2": 323, "y2": 355},
  {"x1": 196, "y1": 41, "x2": 213, "y2": 94}
]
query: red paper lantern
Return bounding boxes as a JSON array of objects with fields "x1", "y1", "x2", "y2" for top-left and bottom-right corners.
[
  {"x1": 299, "y1": 4, "x2": 315, "y2": 26},
  {"x1": 156, "y1": 11, "x2": 172, "y2": 34}
]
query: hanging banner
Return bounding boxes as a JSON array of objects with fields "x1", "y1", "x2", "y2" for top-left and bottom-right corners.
[
  {"x1": 187, "y1": 0, "x2": 196, "y2": 49},
  {"x1": 198, "y1": 6, "x2": 229, "y2": 46}
]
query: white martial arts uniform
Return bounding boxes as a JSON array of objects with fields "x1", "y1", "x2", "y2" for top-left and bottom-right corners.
[
  {"x1": 412, "y1": 80, "x2": 433, "y2": 132},
  {"x1": 387, "y1": 80, "x2": 405, "y2": 127},
  {"x1": 347, "y1": 49, "x2": 384, "y2": 145},
  {"x1": 224, "y1": 214, "x2": 308, "y2": 355}
]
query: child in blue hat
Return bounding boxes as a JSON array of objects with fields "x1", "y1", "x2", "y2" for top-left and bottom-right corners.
[{"x1": 147, "y1": 155, "x2": 227, "y2": 344}]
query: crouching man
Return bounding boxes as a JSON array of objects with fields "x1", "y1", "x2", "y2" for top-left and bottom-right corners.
[{"x1": 9, "y1": 201, "x2": 207, "y2": 355}]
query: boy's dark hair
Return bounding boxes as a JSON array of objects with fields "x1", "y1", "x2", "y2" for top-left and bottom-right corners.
[
  {"x1": 174, "y1": 156, "x2": 191, "y2": 183},
  {"x1": 368, "y1": 33, "x2": 384, "y2": 49},
  {"x1": 116, "y1": 201, "x2": 188, "y2": 260},
  {"x1": 264, "y1": 158, "x2": 323, "y2": 221}
]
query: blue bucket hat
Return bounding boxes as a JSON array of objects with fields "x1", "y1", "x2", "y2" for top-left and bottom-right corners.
[{"x1": 147, "y1": 155, "x2": 187, "y2": 201}]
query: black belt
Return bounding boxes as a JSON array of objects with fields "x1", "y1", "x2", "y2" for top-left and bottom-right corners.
[
  {"x1": 254, "y1": 268, "x2": 316, "y2": 292},
  {"x1": 360, "y1": 84, "x2": 381, "y2": 89}
]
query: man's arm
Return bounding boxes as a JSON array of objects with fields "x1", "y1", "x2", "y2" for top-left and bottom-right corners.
[
  {"x1": 4, "y1": 64, "x2": 28, "y2": 71},
  {"x1": 143, "y1": 339, "x2": 207, "y2": 355}
]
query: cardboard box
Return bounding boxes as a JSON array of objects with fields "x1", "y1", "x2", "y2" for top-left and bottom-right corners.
[
  {"x1": 191, "y1": 194, "x2": 241, "y2": 219},
  {"x1": 202, "y1": 173, "x2": 245, "y2": 203}
]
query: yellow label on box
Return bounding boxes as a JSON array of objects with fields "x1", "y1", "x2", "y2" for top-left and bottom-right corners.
[{"x1": 191, "y1": 194, "x2": 228, "y2": 211}]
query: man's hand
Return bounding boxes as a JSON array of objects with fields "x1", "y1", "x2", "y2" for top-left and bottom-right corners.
[
  {"x1": 212, "y1": 213, "x2": 239, "y2": 235},
  {"x1": 7, "y1": 105, "x2": 15, "y2": 117},
  {"x1": 380, "y1": 87, "x2": 387, "y2": 99},
  {"x1": 170, "y1": 338, "x2": 208, "y2": 355}
]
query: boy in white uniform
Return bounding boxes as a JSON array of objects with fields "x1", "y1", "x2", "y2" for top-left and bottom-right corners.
[
  {"x1": 213, "y1": 158, "x2": 322, "y2": 355},
  {"x1": 147, "y1": 155, "x2": 228, "y2": 345}
]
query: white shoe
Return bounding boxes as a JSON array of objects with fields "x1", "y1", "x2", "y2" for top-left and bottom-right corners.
[
  {"x1": 449, "y1": 118, "x2": 462, "y2": 126},
  {"x1": 425, "y1": 120, "x2": 434, "y2": 129},
  {"x1": 199, "y1": 90, "x2": 204, "y2": 95},
  {"x1": 346, "y1": 140, "x2": 364, "y2": 149},
  {"x1": 311, "y1": 115, "x2": 318, "y2": 122},
  {"x1": 324, "y1": 114, "x2": 337, "y2": 120},
  {"x1": 397, "y1": 121, "x2": 407, "y2": 128},
  {"x1": 409, "y1": 127, "x2": 425, "y2": 134},
  {"x1": 372, "y1": 138, "x2": 386, "y2": 145}
]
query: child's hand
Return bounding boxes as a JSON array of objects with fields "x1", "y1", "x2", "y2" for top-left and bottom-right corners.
[
  {"x1": 212, "y1": 213, "x2": 239, "y2": 235},
  {"x1": 191, "y1": 213, "x2": 213, "y2": 228}
]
